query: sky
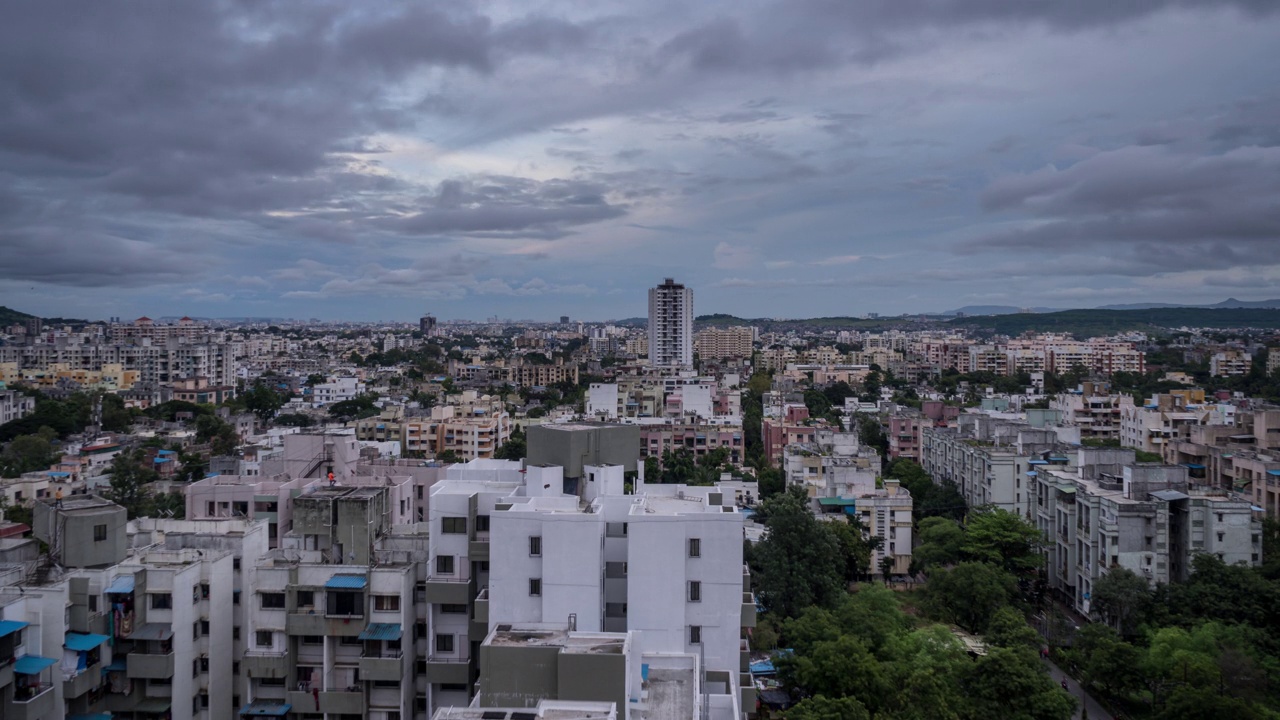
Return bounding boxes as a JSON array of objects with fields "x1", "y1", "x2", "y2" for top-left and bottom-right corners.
[{"x1": 2, "y1": 1, "x2": 1279, "y2": 322}]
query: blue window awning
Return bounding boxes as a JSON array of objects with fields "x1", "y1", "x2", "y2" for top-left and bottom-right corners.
[
  {"x1": 103, "y1": 660, "x2": 127, "y2": 672},
  {"x1": 240, "y1": 702, "x2": 292, "y2": 716},
  {"x1": 1025, "y1": 471, "x2": 1038, "y2": 477},
  {"x1": 48, "y1": 471, "x2": 71, "y2": 478},
  {"x1": 358, "y1": 623, "x2": 402, "y2": 641},
  {"x1": 106, "y1": 574, "x2": 135, "y2": 594},
  {"x1": 15, "y1": 655, "x2": 59, "y2": 674},
  {"x1": 1029, "y1": 459, "x2": 1048, "y2": 465},
  {"x1": 1268, "y1": 470, "x2": 1280, "y2": 477},
  {"x1": 1183, "y1": 463, "x2": 1205, "y2": 470},
  {"x1": 325, "y1": 575, "x2": 367, "y2": 590},
  {"x1": 66, "y1": 632, "x2": 110, "y2": 651},
  {"x1": 0, "y1": 619, "x2": 29, "y2": 637}
]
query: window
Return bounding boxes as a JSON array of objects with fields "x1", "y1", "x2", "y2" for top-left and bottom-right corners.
[
  {"x1": 442, "y1": 517, "x2": 467, "y2": 534},
  {"x1": 256, "y1": 631, "x2": 273, "y2": 648},
  {"x1": 233, "y1": 627, "x2": 241, "y2": 640},
  {"x1": 440, "y1": 683, "x2": 469, "y2": 692},
  {"x1": 435, "y1": 555, "x2": 454, "y2": 575},
  {"x1": 688, "y1": 581, "x2": 701, "y2": 603},
  {"x1": 200, "y1": 657, "x2": 209, "y2": 672},
  {"x1": 261, "y1": 593, "x2": 286, "y2": 609},
  {"x1": 688, "y1": 538, "x2": 701, "y2": 558},
  {"x1": 689, "y1": 625, "x2": 702, "y2": 644},
  {"x1": 301, "y1": 635, "x2": 323, "y2": 645},
  {"x1": 151, "y1": 593, "x2": 172, "y2": 610},
  {"x1": 529, "y1": 578, "x2": 542, "y2": 597},
  {"x1": 297, "y1": 590, "x2": 314, "y2": 608},
  {"x1": 193, "y1": 622, "x2": 200, "y2": 639},
  {"x1": 373, "y1": 595, "x2": 400, "y2": 612},
  {"x1": 529, "y1": 536, "x2": 542, "y2": 557},
  {"x1": 88, "y1": 595, "x2": 98, "y2": 612},
  {"x1": 440, "y1": 604, "x2": 468, "y2": 615},
  {"x1": 233, "y1": 558, "x2": 241, "y2": 571},
  {"x1": 435, "y1": 634, "x2": 454, "y2": 653},
  {"x1": 94, "y1": 524, "x2": 107, "y2": 542},
  {"x1": 475, "y1": 514, "x2": 490, "y2": 532},
  {"x1": 233, "y1": 591, "x2": 241, "y2": 605}
]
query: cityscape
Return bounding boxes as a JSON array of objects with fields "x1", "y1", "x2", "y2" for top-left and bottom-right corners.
[{"x1": 5, "y1": 3, "x2": 1280, "y2": 720}]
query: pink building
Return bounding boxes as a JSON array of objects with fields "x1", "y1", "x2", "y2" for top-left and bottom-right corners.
[
  {"x1": 888, "y1": 415, "x2": 924, "y2": 461},
  {"x1": 641, "y1": 423, "x2": 744, "y2": 464}
]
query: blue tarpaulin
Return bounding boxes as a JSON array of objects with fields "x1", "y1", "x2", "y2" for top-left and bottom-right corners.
[
  {"x1": 65, "y1": 633, "x2": 110, "y2": 651},
  {"x1": 358, "y1": 623, "x2": 402, "y2": 641},
  {"x1": 15, "y1": 655, "x2": 59, "y2": 674},
  {"x1": 325, "y1": 575, "x2": 367, "y2": 589},
  {"x1": 240, "y1": 703, "x2": 292, "y2": 716},
  {"x1": 106, "y1": 574, "x2": 135, "y2": 594},
  {"x1": 0, "y1": 619, "x2": 28, "y2": 637},
  {"x1": 1183, "y1": 463, "x2": 1206, "y2": 470}
]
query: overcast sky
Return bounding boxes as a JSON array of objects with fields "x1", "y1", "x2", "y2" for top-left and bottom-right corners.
[{"x1": 3, "y1": 1, "x2": 1279, "y2": 321}]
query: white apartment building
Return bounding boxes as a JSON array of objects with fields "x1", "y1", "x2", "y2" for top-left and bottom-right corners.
[
  {"x1": 920, "y1": 415, "x2": 1062, "y2": 521},
  {"x1": 647, "y1": 279, "x2": 693, "y2": 368},
  {"x1": 693, "y1": 327, "x2": 754, "y2": 361},
  {"x1": 0, "y1": 389, "x2": 35, "y2": 425},
  {"x1": 310, "y1": 377, "x2": 365, "y2": 406},
  {"x1": 1210, "y1": 350, "x2": 1252, "y2": 377},
  {"x1": 1033, "y1": 452, "x2": 1261, "y2": 616}
]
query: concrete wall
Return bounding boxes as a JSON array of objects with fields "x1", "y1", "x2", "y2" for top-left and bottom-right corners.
[
  {"x1": 527, "y1": 425, "x2": 641, "y2": 477},
  {"x1": 34, "y1": 500, "x2": 128, "y2": 568},
  {"x1": 479, "y1": 644, "x2": 560, "y2": 708}
]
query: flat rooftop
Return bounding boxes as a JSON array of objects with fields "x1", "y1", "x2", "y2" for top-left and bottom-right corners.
[
  {"x1": 50, "y1": 495, "x2": 120, "y2": 513},
  {"x1": 486, "y1": 628, "x2": 627, "y2": 655},
  {"x1": 633, "y1": 495, "x2": 709, "y2": 515}
]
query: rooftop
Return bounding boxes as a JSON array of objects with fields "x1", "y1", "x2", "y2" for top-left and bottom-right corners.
[{"x1": 485, "y1": 627, "x2": 627, "y2": 655}]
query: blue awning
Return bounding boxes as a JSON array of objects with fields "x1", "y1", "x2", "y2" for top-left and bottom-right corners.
[
  {"x1": 48, "y1": 471, "x2": 71, "y2": 478},
  {"x1": 1268, "y1": 470, "x2": 1280, "y2": 477},
  {"x1": 66, "y1": 632, "x2": 110, "y2": 651},
  {"x1": 0, "y1": 619, "x2": 29, "y2": 637},
  {"x1": 1025, "y1": 471, "x2": 1038, "y2": 477},
  {"x1": 1183, "y1": 463, "x2": 1205, "y2": 470},
  {"x1": 106, "y1": 575, "x2": 135, "y2": 594},
  {"x1": 103, "y1": 660, "x2": 127, "y2": 672},
  {"x1": 358, "y1": 623, "x2": 402, "y2": 641},
  {"x1": 157, "y1": 449, "x2": 176, "y2": 456},
  {"x1": 1029, "y1": 459, "x2": 1048, "y2": 465},
  {"x1": 240, "y1": 702, "x2": 292, "y2": 716},
  {"x1": 15, "y1": 655, "x2": 59, "y2": 674},
  {"x1": 325, "y1": 575, "x2": 367, "y2": 589},
  {"x1": 154, "y1": 457, "x2": 171, "y2": 463}
]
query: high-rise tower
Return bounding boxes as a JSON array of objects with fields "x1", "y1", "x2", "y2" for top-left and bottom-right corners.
[{"x1": 647, "y1": 278, "x2": 693, "y2": 367}]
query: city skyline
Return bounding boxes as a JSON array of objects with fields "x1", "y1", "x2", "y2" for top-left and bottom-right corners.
[{"x1": 4, "y1": 2, "x2": 1279, "y2": 322}]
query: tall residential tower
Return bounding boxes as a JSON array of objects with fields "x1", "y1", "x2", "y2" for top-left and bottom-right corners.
[{"x1": 647, "y1": 278, "x2": 693, "y2": 367}]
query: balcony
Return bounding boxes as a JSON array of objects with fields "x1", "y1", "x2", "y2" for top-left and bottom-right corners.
[
  {"x1": 469, "y1": 538, "x2": 490, "y2": 562},
  {"x1": 127, "y1": 651, "x2": 175, "y2": 679},
  {"x1": 739, "y1": 638, "x2": 750, "y2": 673},
  {"x1": 359, "y1": 652, "x2": 403, "y2": 682},
  {"x1": 424, "y1": 655, "x2": 472, "y2": 685},
  {"x1": 64, "y1": 660, "x2": 104, "y2": 698},
  {"x1": 740, "y1": 671, "x2": 757, "y2": 715},
  {"x1": 286, "y1": 612, "x2": 367, "y2": 637},
  {"x1": 742, "y1": 565, "x2": 752, "y2": 593},
  {"x1": 289, "y1": 672, "x2": 365, "y2": 715},
  {"x1": 242, "y1": 650, "x2": 289, "y2": 679},
  {"x1": 424, "y1": 575, "x2": 475, "y2": 605},
  {"x1": 741, "y1": 592, "x2": 757, "y2": 628},
  {"x1": 6, "y1": 682, "x2": 55, "y2": 720}
]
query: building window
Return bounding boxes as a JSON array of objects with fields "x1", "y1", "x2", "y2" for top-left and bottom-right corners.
[
  {"x1": 689, "y1": 625, "x2": 702, "y2": 644},
  {"x1": 688, "y1": 538, "x2": 701, "y2": 558},
  {"x1": 435, "y1": 555, "x2": 454, "y2": 575},
  {"x1": 435, "y1": 634, "x2": 454, "y2": 654},
  {"x1": 475, "y1": 515, "x2": 490, "y2": 532},
  {"x1": 94, "y1": 524, "x2": 108, "y2": 542},
  {"x1": 529, "y1": 536, "x2": 542, "y2": 557},
  {"x1": 373, "y1": 595, "x2": 400, "y2": 612},
  {"x1": 529, "y1": 578, "x2": 542, "y2": 597},
  {"x1": 256, "y1": 631, "x2": 273, "y2": 648},
  {"x1": 261, "y1": 592, "x2": 286, "y2": 609},
  {"x1": 440, "y1": 604, "x2": 468, "y2": 614},
  {"x1": 442, "y1": 517, "x2": 467, "y2": 534},
  {"x1": 297, "y1": 590, "x2": 314, "y2": 608},
  {"x1": 151, "y1": 593, "x2": 172, "y2": 609},
  {"x1": 688, "y1": 581, "x2": 701, "y2": 603},
  {"x1": 301, "y1": 635, "x2": 322, "y2": 645}
]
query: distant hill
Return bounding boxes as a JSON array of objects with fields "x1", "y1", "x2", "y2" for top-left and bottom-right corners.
[
  {"x1": 1098, "y1": 298, "x2": 1280, "y2": 311},
  {"x1": 941, "y1": 305, "x2": 1063, "y2": 316},
  {"x1": 0, "y1": 306, "x2": 37, "y2": 326},
  {"x1": 948, "y1": 307, "x2": 1280, "y2": 336}
]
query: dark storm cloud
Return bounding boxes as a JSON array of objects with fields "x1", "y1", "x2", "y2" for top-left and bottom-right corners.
[
  {"x1": 384, "y1": 177, "x2": 626, "y2": 239},
  {"x1": 0, "y1": 229, "x2": 192, "y2": 287}
]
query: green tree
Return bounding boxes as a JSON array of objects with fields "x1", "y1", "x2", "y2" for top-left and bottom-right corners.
[
  {"x1": 1, "y1": 434, "x2": 57, "y2": 477},
  {"x1": 962, "y1": 507, "x2": 1042, "y2": 574},
  {"x1": 105, "y1": 449, "x2": 159, "y2": 518},
  {"x1": 752, "y1": 487, "x2": 845, "y2": 618},
  {"x1": 827, "y1": 520, "x2": 873, "y2": 583},
  {"x1": 924, "y1": 561, "x2": 1018, "y2": 632},
  {"x1": 494, "y1": 428, "x2": 527, "y2": 461},
  {"x1": 985, "y1": 606, "x2": 1040, "y2": 652},
  {"x1": 195, "y1": 415, "x2": 239, "y2": 456},
  {"x1": 436, "y1": 449, "x2": 462, "y2": 464},
  {"x1": 913, "y1": 517, "x2": 966, "y2": 570},
  {"x1": 757, "y1": 465, "x2": 785, "y2": 500},
  {"x1": 785, "y1": 695, "x2": 871, "y2": 720},
  {"x1": 1090, "y1": 567, "x2": 1152, "y2": 636},
  {"x1": 241, "y1": 382, "x2": 286, "y2": 422},
  {"x1": 1072, "y1": 624, "x2": 1144, "y2": 698},
  {"x1": 965, "y1": 647, "x2": 1076, "y2": 720}
]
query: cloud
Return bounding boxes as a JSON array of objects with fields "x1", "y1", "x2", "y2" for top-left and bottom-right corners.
[{"x1": 713, "y1": 242, "x2": 759, "y2": 269}]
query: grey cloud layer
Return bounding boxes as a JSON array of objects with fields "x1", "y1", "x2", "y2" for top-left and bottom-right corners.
[{"x1": 2, "y1": 1, "x2": 1279, "y2": 318}]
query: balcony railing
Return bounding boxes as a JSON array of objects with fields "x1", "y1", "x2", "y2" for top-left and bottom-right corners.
[{"x1": 14, "y1": 682, "x2": 53, "y2": 703}]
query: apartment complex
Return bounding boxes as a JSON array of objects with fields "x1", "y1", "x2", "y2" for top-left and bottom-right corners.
[
  {"x1": 647, "y1": 279, "x2": 693, "y2": 368},
  {"x1": 693, "y1": 327, "x2": 754, "y2": 361},
  {"x1": 0, "y1": 389, "x2": 35, "y2": 425},
  {"x1": 1210, "y1": 350, "x2": 1252, "y2": 377}
]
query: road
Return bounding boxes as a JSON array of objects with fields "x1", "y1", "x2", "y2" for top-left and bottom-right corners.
[{"x1": 1045, "y1": 657, "x2": 1114, "y2": 720}]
